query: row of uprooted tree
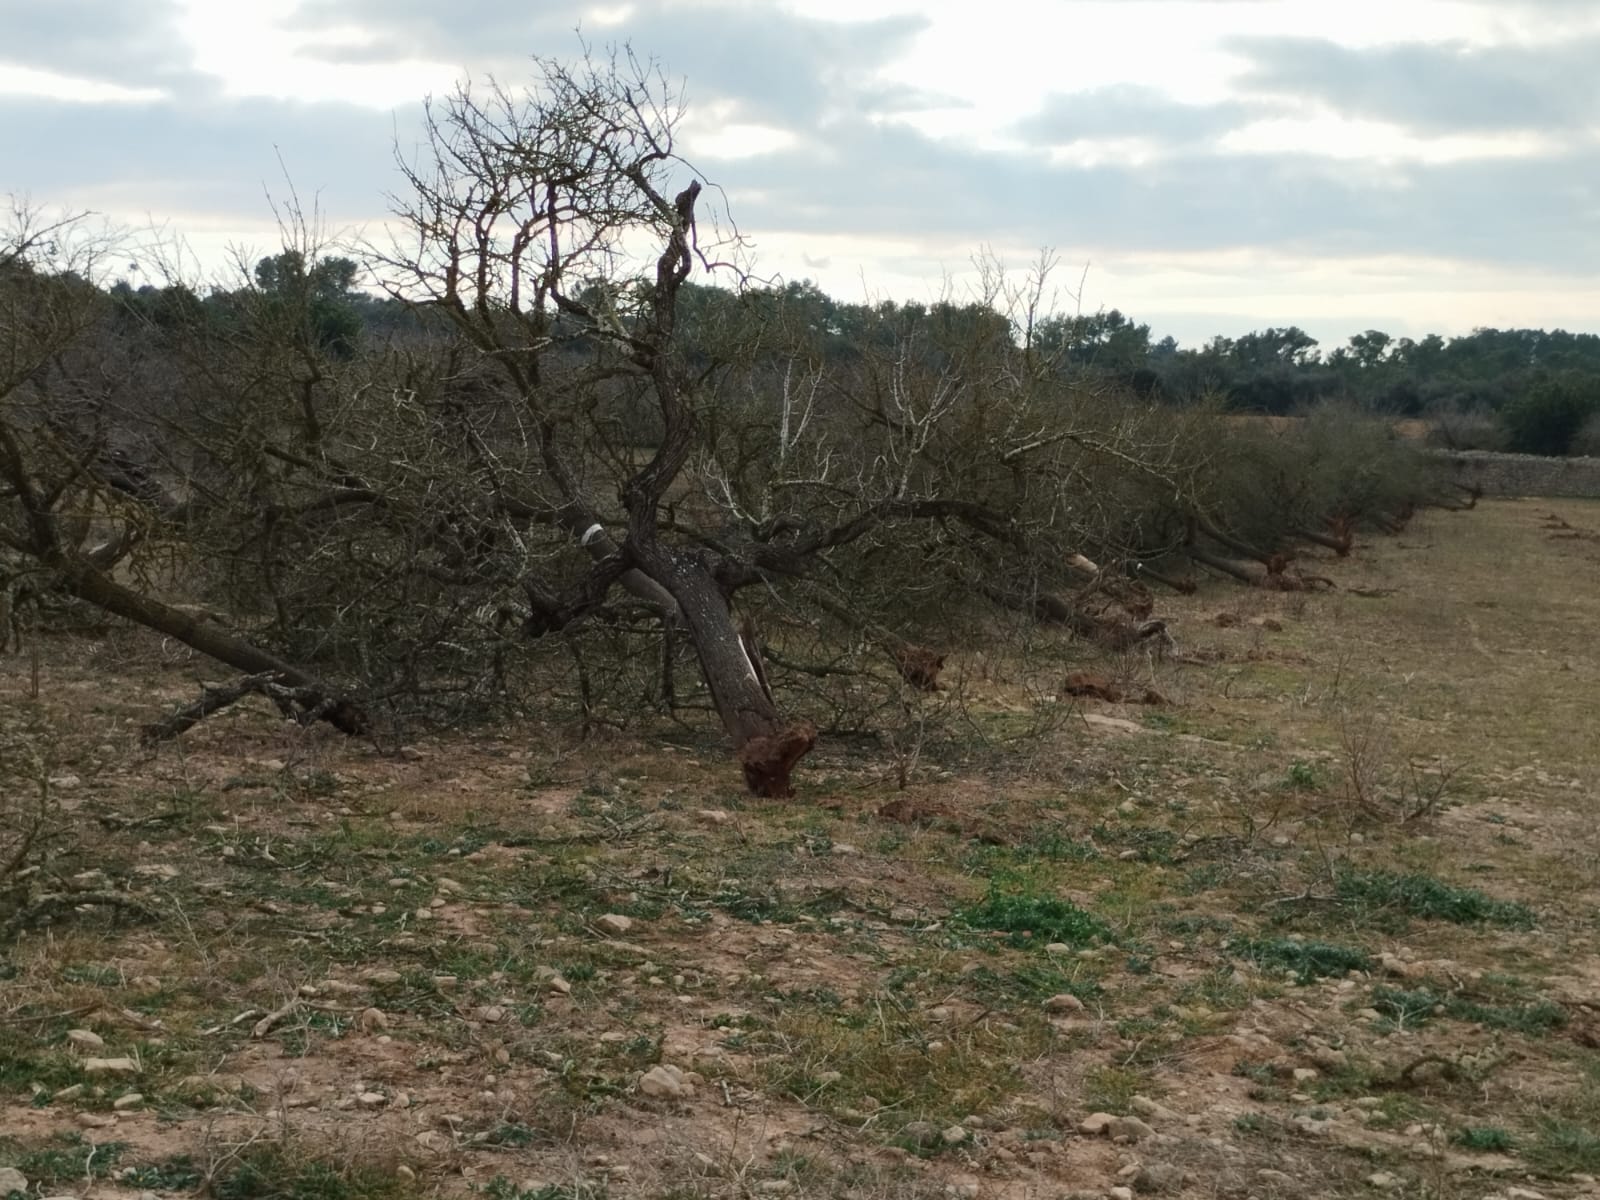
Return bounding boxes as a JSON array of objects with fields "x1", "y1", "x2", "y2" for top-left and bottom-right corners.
[{"x1": 0, "y1": 53, "x2": 1470, "y2": 798}]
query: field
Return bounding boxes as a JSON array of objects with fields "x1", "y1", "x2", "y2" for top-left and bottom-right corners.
[{"x1": 2, "y1": 497, "x2": 1598, "y2": 1200}]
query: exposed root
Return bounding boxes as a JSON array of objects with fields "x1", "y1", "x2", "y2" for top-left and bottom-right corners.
[
  {"x1": 892, "y1": 643, "x2": 946, "y2": 692},
  {"x1": 738, "y1": 720, "x2": 818, "y2": 799}
]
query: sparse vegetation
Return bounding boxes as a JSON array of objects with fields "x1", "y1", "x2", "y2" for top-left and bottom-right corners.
[
  {"x1": 956, "y1": 884, "x2": 1112, "y2": 948},
  {"x1": 1369, "y1": 982, "x2": 1566, "y2": 1035},
  {"x1": 1529, "y1": 1119, "x2": 1600, "y2": 1175},
  {"x1": 1283, "y1": 761, "x2": 1324, "y2": 792},
  {"x1": 1234, "y1": 937, "x2": 1372, "y2": 984},
  {"x1": 1451, "y1": 1126, "x2": 1516, "y2": 1153},
  {"x1": 208, "y1": 1144, "x2": 420, "y2": 1200},
  {"x1": 1333, "y1": 869, "x2": 1536, "y2": 929},
  {"x1": 2, "y1": 1133, "x2": 126, "y2": 1185},
  {"x1": 0, "y1": 496, "x2": 1595, "y2": 1197}
]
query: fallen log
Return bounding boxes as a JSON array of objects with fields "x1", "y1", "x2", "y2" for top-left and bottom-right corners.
[
  {"x1": 1196, "y1": 517, "x2": 1281, "y2": 567},
  {"x1": 1260, "y1": 569, "x2": 1337, "y2": 592},
  {"x1": 1184, "y1": 543, "x2": 1260, "y2": 586},
  {"x1": 1188, "y1": 544, "x2": 1334, "y2": 592},
  {"x1": 1292, "y1": 526, "x2": 1352, "y2": 557},
  {"x1": 55, "y1": 561, "x2": 367, "y2": 736},
  {"x1": 978, "y1": 581, "x2": 1173, "y2": 653},
  {"x1": 141, "y1": 673, "x2": 355, "y2": 745},
  {"x1": 1062, "y1": 670, "x2": 1168, "y2": 705}
]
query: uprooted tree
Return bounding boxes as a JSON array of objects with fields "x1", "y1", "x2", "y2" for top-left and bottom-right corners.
[{"x1": 372, "y1": 54, "x2": 832, "y2": 795}]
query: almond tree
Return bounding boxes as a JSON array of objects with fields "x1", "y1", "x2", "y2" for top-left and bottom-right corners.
[{"x1": 375, "y1": 52, "x2": 818, "y2": 794}]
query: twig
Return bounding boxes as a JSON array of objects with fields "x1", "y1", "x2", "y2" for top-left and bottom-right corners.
[
  {"x1": 252, "y1": 998, "x2": 302, "y2": 1039},
  {"x1": 0, "y1": 1002, "x2": 101, "y2": 1026},
  {"x1": 140, "y1": 673, "x2": 355, "y2": 745},
  {"x1": 1265, "y1": 890, "x2": 1338, "y2": 908},
  {"x1": 2, "y1": 890, "x2": 160, "y2": 945}
]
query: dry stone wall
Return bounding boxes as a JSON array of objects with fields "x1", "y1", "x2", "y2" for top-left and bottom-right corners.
[{"x1": 1431, "y1": 450, "x2": 1600, "y2": 499}]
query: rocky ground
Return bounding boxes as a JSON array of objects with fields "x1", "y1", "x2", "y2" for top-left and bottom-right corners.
[{"x1": 2, "y1": 498, "x2": 1598, "y2": 1200}]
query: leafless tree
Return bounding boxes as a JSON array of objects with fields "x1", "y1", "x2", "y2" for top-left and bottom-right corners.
[{"x1": 368, "y1": 51, "x2": 823, "y2": 793}]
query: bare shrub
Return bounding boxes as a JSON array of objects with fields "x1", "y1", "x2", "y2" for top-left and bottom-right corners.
[
  {"x1": 1569, "y1": 409, "x2": 1600, "y2": 458},
  {"x1": 0, "y1": 705, "x2": 153, "y2": 949},
  {"x1": 1332, "y1": 708, "x2": 1457, "y2": 827},
  {"x1": 1426, "y1": 403, "x2": 1508, "y2": 452}
]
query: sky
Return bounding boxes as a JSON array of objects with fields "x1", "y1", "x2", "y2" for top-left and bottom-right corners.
[{"x1": 1, "y1": 0, "x2": 1597, "y2": 350}]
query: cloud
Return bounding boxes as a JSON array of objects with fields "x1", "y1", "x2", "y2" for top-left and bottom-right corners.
[
  {"x1": 698, "y1": 112, "x2": 1600, "y2": 275},
  {"x1": 0, "y1": 92, "x2": 407, "y2": 225},
  {"x1": 287, "y1": 0, "x2": 577, "y2": 53},
  {"x1": 8, "y1": 60, "x2": 1593, "y2": 292},
  {"x1": 1230, "y1": 34, "x2": 1600, "y2": 134},
  {"x1": 287, "y1": 1, "x2": 580, "y2": 68},
  {"x1": 1015, "y1": 85, "x2": 1263, "y2": 147},
  {"x1": 612, "y1": 7, "x2": 926, "y2": 124},
  {"x1": 0, "y1": 0, "x2": 190, "y2": 87},
  {"x1": 285, "y1": 1, "x2": 928, "y2": 125},
  {"x1": 3, "y1": 0, "x2": 1595, "y2": 339}
]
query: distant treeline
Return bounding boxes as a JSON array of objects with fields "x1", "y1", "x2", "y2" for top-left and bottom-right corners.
[{"x1": 107, "y1": 261, "x2": 1600, "y2": 456}]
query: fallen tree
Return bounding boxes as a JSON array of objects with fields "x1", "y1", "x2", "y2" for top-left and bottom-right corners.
[{"x1": 0, "y1": 69, "x2": 1465, "y2": 795}]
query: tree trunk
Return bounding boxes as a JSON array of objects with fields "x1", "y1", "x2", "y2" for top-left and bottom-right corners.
[
  {"x1": 1196, "y1": 517, "x2": 1277, "y2": 566},
  {"x1": 633, "y1": 543, "x2": 814, "y2": 797},
  {"x1": 58, "y1": 559, "x2": 367, "y2": 735},
  {"x1": 605, "y1": 178, "x2": 814, "y2": 797},
  {"x1": 1292, "y1": 526, "x2": 1352, "y2": 556},
  {"x1": 1184, "y1": 543, "x2": 1261, "y2": 586}
]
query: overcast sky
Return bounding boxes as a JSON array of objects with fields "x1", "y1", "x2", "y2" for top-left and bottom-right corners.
[{"x1": 2, "y1": 0, "x2": 1597, "y2": 349}]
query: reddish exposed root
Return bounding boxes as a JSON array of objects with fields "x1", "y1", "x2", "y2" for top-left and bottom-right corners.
[
  {"x1": 738, "y1": 720, "x2": 818, "y2": 798},
  {"x1": 893, "y1": 644, "x2": 946, "y2": 692}
]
